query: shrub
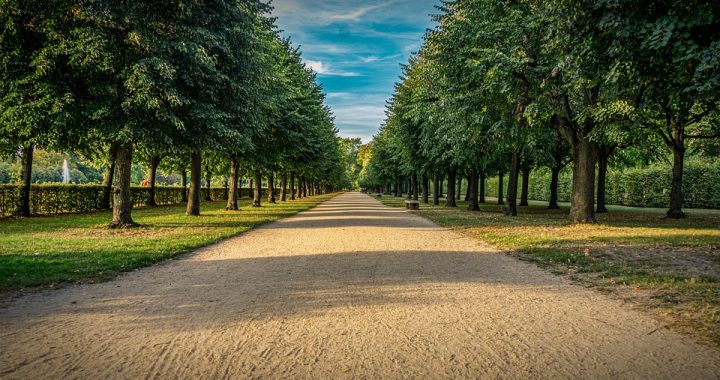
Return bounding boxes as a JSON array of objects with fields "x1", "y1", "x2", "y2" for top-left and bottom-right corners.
[
  {"x1": 483, "y1": 159, "x2": 720, "y2": 209},
  {"x1": 0, "y1": 184, "x2": 268, "y2": 217}
]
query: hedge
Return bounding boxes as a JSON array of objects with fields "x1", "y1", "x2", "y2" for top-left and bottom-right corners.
[
  {"x1": 0, "y1": 184, "x2": 269, "y2": 217},
  {"x1": 483, "y1": 159, "x2": 720, "y2": 209}
]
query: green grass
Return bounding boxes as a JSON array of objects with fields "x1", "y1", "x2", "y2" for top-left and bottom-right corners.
[
  {"x1": 382, "y1": 195, "x2": 720, "y2": 345},
  {"x1": 0, "y1": 194, "x2": 335, "y2": 291}
]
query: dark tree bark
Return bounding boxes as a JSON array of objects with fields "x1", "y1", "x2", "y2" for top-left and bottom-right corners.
[
  {"x1": 146, "y1": 155, "x2": 161, "y2": 206},
  {"x1": 111, "y1": 143, "x2": 137, "y2": 227},
  {"x1": 520, "y1": 165, "x2": 531, "y2": 207},
  {"x1": 411, "y1": 174, "x2": 419, "y2": 201},
  {"x1": 226, "y1": 156, "x2": 239, "y2": 210},
  {"x1": 667, "y1": 142, "x2": 686, "y2": 218},
  {"x1": 252, "y1": 169, "x2": 262, "y2": 207},
  {"x1": 497, "y1": 172, "x2": 504, "y2": 205},
  {"x1": 456, "y1": 175, "x2": 462, "y2": 200},
  {"x1": 204, "y1": 167, "x2": 212, "y2": 201},
  {"x1": 439, "y1": 177, "x2": 444, "y2": 198},
  {"x1": 556, "y1": 96, "x2": 599, "y2": 223},
  {"x1": 432, "y1": 173, "x2": 440, "y2": 205},
  {"x1": 280, "y1": 173, "x2": 287, "y2": 202},
  {"x1": 446, "y1": 169, "x2": 457, "y2": 207},
  {"x1": 101, "y1": 142, "x2": 119, "y2": 210},
  {"x1": 596, "y1": 144, "x2": 616, "y2": 213},
  {"x1": 181, "y1": 169, "x2": 188, "y2": 203},
  {"x1": 186, "y1": 150, "x2": 202, "y2": 216},
  {"x1": 290, "y1": 174, "x2": 296, "y2": 200},
  {"x1": 421, "y1": 175, "x2": 429, "y2": 204},
  {"x1": 568, "y1": 138, "x2": 597, "y2": 223},
  {"x1": 468, "y1": 169, "x2": 480, "y2": 211},
  {"x1": 549, "y1": 167, "x2": 561, "y2": 209},
  {"x1": 267, "y1": 172, "x2": 276, "y2": 203},
  {"x1": 464, "y1": 175, "x2": 471, "y2": 202},
  {"x1": 479, "y1": 172, "x2": 486, "y2": 203},
  {"x1": 505, "y1": 150, "x2": 521, "y2": 216},
  {"x1": 394, "y1": 179, "x2": 400, "y2": 197},
  {"x1": 18, "y1": 143, "x2": 33, "y2": 217}
]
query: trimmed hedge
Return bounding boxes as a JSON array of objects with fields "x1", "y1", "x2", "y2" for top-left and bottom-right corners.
[
  {"x1": 0, "y1": 184, "x2": 268, "y2": 216},
  {"x1": 484, "y1": 159, "x2": 720, "y2": 209}
]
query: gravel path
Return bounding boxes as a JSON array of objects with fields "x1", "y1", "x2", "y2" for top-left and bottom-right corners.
[{"x1": 1, "y1": 192, "x2": 718, "y2": 379}]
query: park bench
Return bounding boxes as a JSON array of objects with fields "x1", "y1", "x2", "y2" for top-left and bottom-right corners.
[{"x1": 405, "y1": 199, "x2": 420, "y2": 210}]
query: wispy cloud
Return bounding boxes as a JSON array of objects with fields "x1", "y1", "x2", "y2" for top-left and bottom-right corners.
[
  {"x1": 322, "y1": 1, "x2": 395, "y2": 21},
  {"x1": 305, "y1": 60, "x2": 362, "y2": 77}
]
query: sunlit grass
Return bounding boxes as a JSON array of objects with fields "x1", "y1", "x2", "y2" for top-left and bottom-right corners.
[{"x1": 0, "y1": 194, "x2": 335, "y2": 290}]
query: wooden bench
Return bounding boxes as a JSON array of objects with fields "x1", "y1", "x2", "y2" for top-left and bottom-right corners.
[{"x1": 405, "y1": 200, "x2": 420, "y2": 210}]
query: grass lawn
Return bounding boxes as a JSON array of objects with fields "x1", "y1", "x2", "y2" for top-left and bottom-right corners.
[
  {"x1": 381, "y1": 195, "x2": 720, "y2": 346},
  {"x1": 0, "y1": 194, "x2": 335, "y2": 292}
]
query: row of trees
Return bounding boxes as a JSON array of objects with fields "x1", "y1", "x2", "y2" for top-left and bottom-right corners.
[
  {"x1": 364, "y1": 0, "x2": 719, "y2": 223},
  {"x1": 1, "y1": 0, "x2": 348, "y2": 226}
]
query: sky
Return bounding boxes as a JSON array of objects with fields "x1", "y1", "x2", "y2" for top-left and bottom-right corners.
[{"x1": 271, "y1": 0, "x2": 439, "y2": 143}]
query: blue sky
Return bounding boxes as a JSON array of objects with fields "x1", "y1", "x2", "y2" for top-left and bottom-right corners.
[{"x1": 271, "y1": 0, "x2": 439, "y2": 143}]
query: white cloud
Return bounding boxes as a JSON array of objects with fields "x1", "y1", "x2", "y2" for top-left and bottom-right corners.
[
  {"x1": 323, "y1": 2, "x2": 394, "y2": 21},
  {"x1": 360, "y1": 55, "x2": 380, "y2": 63},
  {"x1": 305, "y1": 60, "x2": 362, "y2": 77}
]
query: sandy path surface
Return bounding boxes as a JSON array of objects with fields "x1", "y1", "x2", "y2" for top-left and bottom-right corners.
[{"x1": 1, "y1": 192, "x2": 718, "y2": 379}]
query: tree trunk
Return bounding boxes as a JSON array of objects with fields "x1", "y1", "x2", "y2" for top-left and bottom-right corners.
[
  {"x1": 253, "y1": 169, "x2": 262, "y2": 207},
  {"x1": 146, "y1": 155, "x2": 160, "y2": 206},
  {"x1": 520, "y1": 166, "x2": 530, "y2": 207},
  {"x1": 421, "y1": 175, "x2": 429, "y2": 204},
  {"x1": 394, "y1": 179, "x2": 400, "y2": 197},
  {"x1": 432, "y1": 173, "x2": 440, "y2": 205},
  {"x1": 464, "y1": 175, "x2": 470, "y2": 201},
  {"x1": 468, "y1": 169, "x2": 480, "y2": 211},
  {"x1": 596, "y1": 149, "x2": 609, "y2": 213},
  {"x1": 439, "y1": 177, "x2": 444, "y2": 198},
  {"x1": 549, "y1": 167, "x2": 560, "y2": 209},
  {"x1": 18, "y1": 143, "x2": 33, "y2": 217},
  {"x1": 411, "y1": 174, "x2": 419, "y2": 201},
  {"x1": 568, "y1": 138, "x2": 597, "y2": 223},
  {"x1": 479, "y1": 172, "x2": 486, "y2": 203},
  {"x1": 280, "y1": 173, "x2": 287, "y2": 202},
  {"x1": 226, "y1": 157, "x2": 239, "y2": 210},
  {"x1": 505, "y1": 150, "x2": 520, "y2": 216},
  {"x1": 497, "y1": 172, "x2": 504, "y2": 205},
  {"x1": 456, "y1": 176, "x2": 462, "y2": 200},
  {"x1": 268, "y1": 172, "x2": 276, "y2": 203},
  {"x1": 111, "y1": 143, "x2": 137, "y2": 227},
  {"x1": 204, "y1": 167, "x2": 212, "y2": 201},
  {"x1": 446, "y1": 169, "x2": 457, "y2": 207},
  {"x1": 181, "y1": 169, "x2": 188, "y2": 203},
  {"x1": 101, "y1": 142, "x2": 119, "y2": 210},
  {"x1": 667, "y1": 141, "x2": 686, "y2": 218},
  {"x1": 186, "y1": 150, "x2": 202, "y2": 216},
  {"x1": 290, "y1": 174, "x2": 296, "y2": 200}
]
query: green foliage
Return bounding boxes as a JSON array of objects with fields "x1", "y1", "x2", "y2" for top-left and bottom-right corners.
[
  {"x1": 365, "y1": 0, "x2": 720, "y2": 219},
  {"x1": 0, "y1": 184, "x2": 272, "y2": 216}
]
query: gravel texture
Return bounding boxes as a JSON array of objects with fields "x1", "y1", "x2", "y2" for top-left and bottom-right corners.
[{"x1": 1, "y1": 192, "x2": 718, "y2": 379}]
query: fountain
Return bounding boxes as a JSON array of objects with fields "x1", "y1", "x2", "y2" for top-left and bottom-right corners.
[{"x1": 62, "y1": 159, "x2": 70, "y2": 184}]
